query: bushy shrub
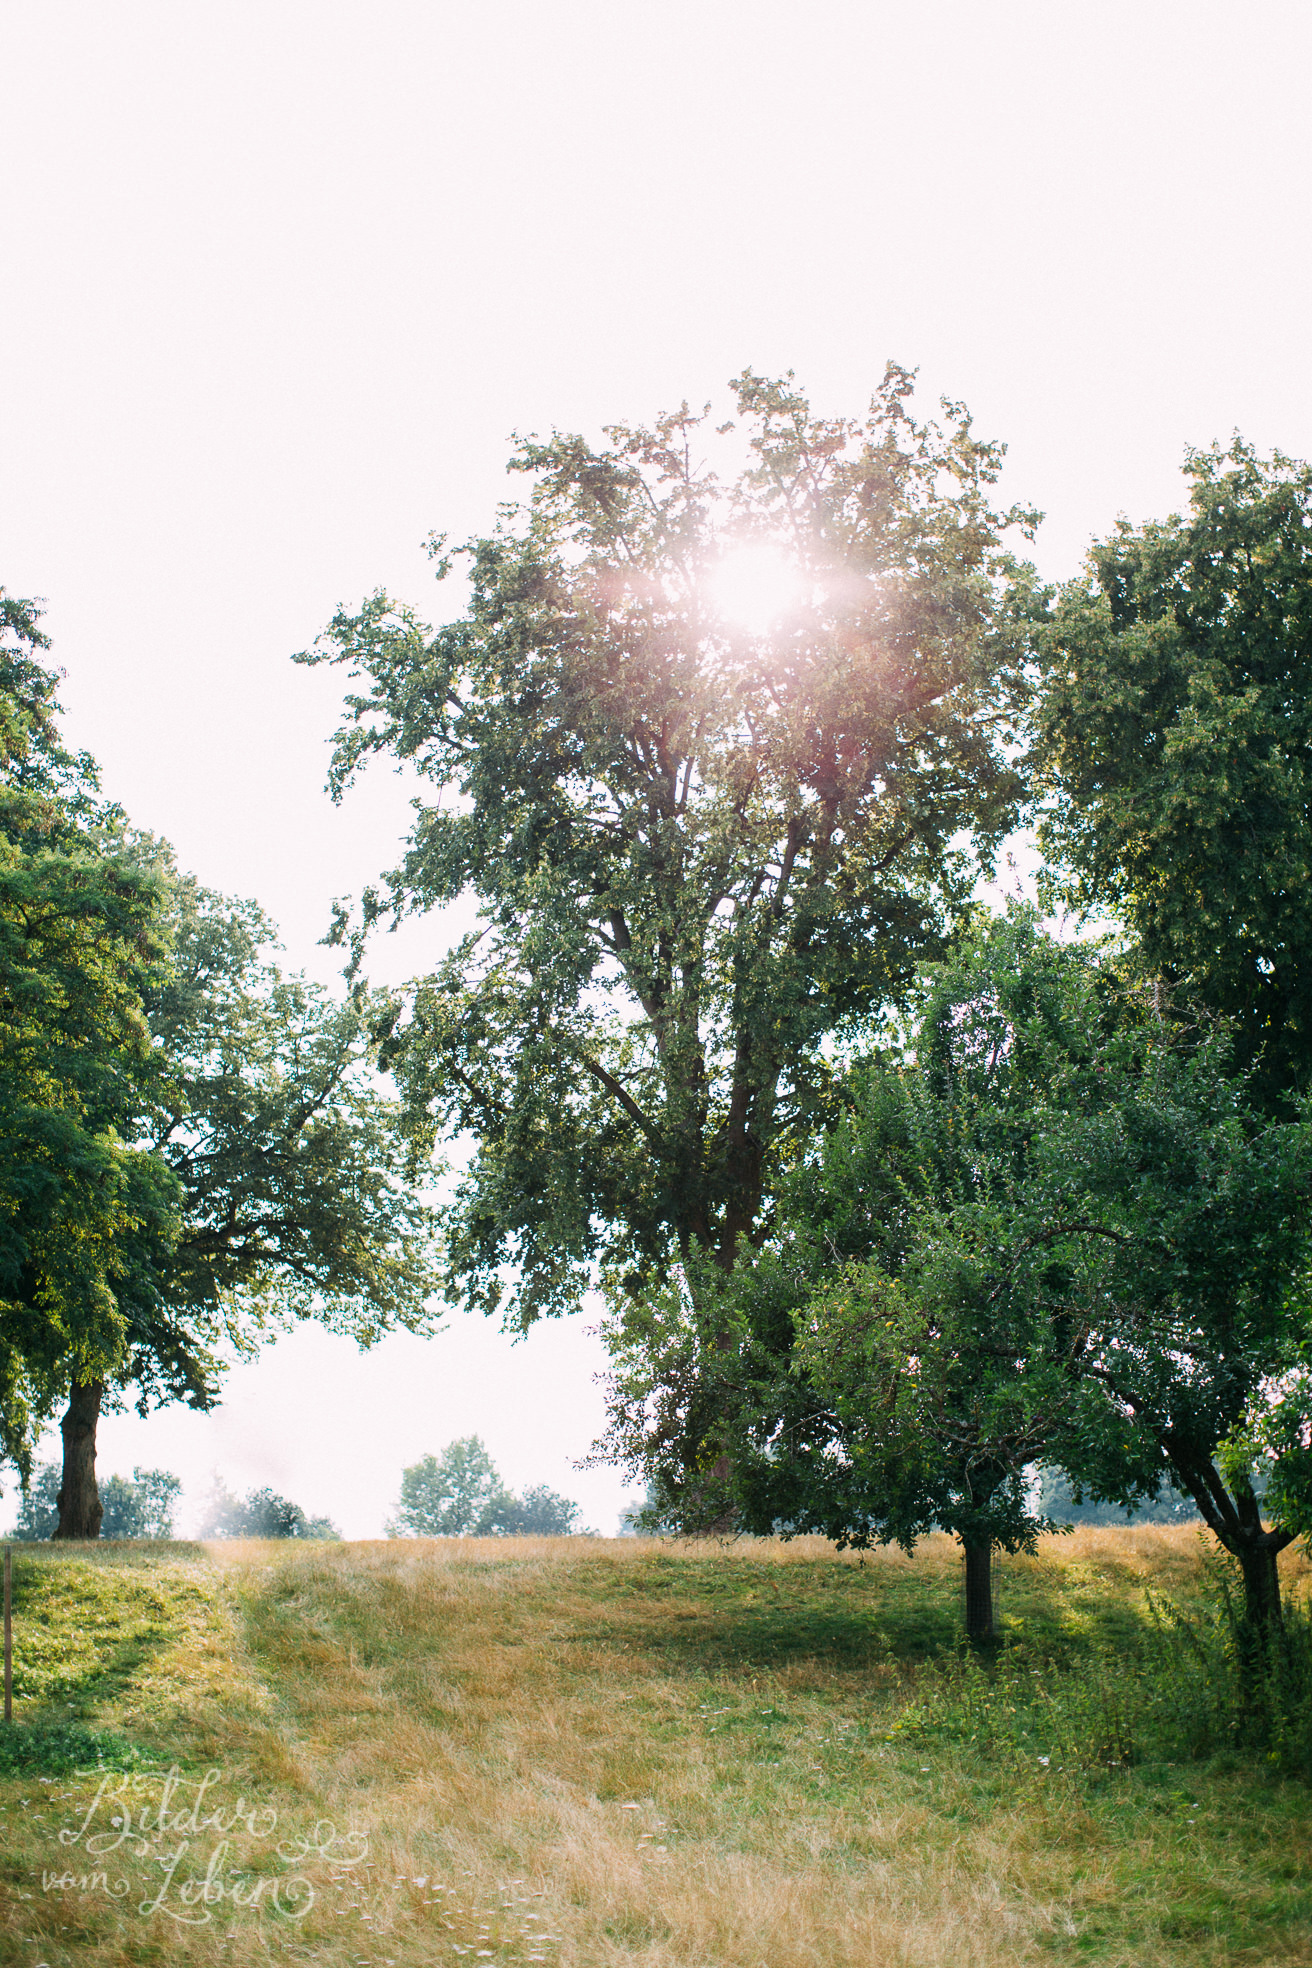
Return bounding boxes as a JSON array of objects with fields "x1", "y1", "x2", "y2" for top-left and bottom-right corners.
[
  {"x1": 1143, "y1": 1550, "x2": 1312, "y2": 1773},
  {"x1": 888, "y1": 1549, "x2": 1312, "y2": 1779}
]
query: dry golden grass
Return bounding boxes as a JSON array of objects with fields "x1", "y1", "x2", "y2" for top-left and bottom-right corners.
[{"x1": 2, "y1": 1529, "x2": 1311, "y2": 1967}]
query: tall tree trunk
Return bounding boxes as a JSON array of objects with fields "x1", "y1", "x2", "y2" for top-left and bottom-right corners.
[
  {"x1": 1229, "y1": 1534, "x2": 1286, "y2": 1707},
  {"x1": 1162, "y1": 1452, "x2": 1294, "y2": 1705},
  {"x1": 1237, "y1": 1540, "x2": 1283, "y2": 1637},
  {"x1": 1223, "y1": 1536, "x2": 1287, "y2": 1716},
  {"x1": 1165, "y1": 1453, "x2": 1289, "y2": 1654},
  {"x1": 963, "y1": 1538, "x2": 994, "y2": 1641},
  {"x1": 685, "y1": 1244, "x2": 741, "y2": 1535},
  {"x1": 52, "y1": 1378, "x2": 104, "y2": 1539}
]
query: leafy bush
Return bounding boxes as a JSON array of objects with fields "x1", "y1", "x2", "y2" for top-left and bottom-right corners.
[
  {"x1": 198, "y1": 1481, "x2": 339, "y2": 1539},
  {"x1": 387, "y1": 1437, "x2": 587, "y2": 1536},
  {"x1": 12, "y1": 1462, "x2": 181, "y2": 1539},
  {"x1": 1143, "y1": 1551, "x2": 1312, "y2": 1773},
  {"x1": 887, "y1": 1644, "x2": 1148, "y2": 1775}
]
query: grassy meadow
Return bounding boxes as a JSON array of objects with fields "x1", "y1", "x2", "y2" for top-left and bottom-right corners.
[{"x1": 0, "y1": 1530, "x2": 1309, "y2": 1967}]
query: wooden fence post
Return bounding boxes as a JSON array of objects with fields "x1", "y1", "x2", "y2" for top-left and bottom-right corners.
[{"x1": 4, "y1": 1545, "x2": 11, "y2": 1724}]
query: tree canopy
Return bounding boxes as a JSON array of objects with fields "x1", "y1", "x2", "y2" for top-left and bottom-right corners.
[
  {"x1": 0, "y1": 590, "x2": 178, "y2": 1489},
  {"x1": 126, "y1": 862, "x2": 443, "y2": 1410},
  {"x1": 387, "y1": 1435, "x2": 585, "y2": 1536},
  {"x1": 1034, "y1": 438, "x2": 1312, "y2": 1111},
  {"x1": 198, "y1": 1480, "x2": 339, "y2": 1539},
  {"x1": 0, "y1": 591, "x2": 444, "y2": 1538},
  {"x1": 597, "y1": 911, "x2": 1312, "y2": 1639},
  {"x1": 300, "y1": 368, "x2": 1037, "y2": 1325},
  {"x1": 41, "y1": 858, "x2": 447, "y2": 1538}
]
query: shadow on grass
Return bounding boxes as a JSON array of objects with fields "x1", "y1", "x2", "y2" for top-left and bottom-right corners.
[
  {"x1": 5, "y1": 1542, "x2": 209, "y2": 1724},
  {"x1": 589, "y1": 1552, "x2": 1176, "y2": 1676},
  {"x1": 0, "y1": 1719, "x2": 146, "y2": 1776},
  {"x1": 633, "y1": 1596, "x2": 960, "y2": 1671},
  {"x1": 236, "y1": 1540, "x2": 1191, "y2": 1698}
]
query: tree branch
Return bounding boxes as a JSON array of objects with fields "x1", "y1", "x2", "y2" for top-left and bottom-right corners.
[{"x1": 575, "y1": 1051, "x2": 663, "y2": 1146}]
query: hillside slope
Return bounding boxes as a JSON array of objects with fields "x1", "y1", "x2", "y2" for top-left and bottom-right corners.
[{"x1": 0, "y1": 1530, "x2": 1309, "y2": 1966}]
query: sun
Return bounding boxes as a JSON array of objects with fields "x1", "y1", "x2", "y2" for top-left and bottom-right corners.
[{"x1": 707, "y1": 543, "x2": 804, "y2": 636}]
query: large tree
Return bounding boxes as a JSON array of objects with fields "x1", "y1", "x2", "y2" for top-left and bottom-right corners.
[
  {"x1": 299, "y1": 368, "x2": 1037, "y2": 1329},
  {"x1": 0, "y1": 591, "x2": 443, "y2": 1538},
  {"x1": 1033, "y1": 438, "x2": 1312, "y2": 1112},
  {"x1": 385, "y1": 1436, "x2": 585, "y2": 1537},
  {"x1": 597, "y1": 912, "x2": 1312, "y2": 1645},
  {"x1": 50, "y1": 861, "x2": 444, "y2": 1538},
  {"x1": 597, "y1": 911, "x2": 1111, "y2": 1636},
  {"x1": 0, "y1": 591, "x2": 178, "y2": 1511}
]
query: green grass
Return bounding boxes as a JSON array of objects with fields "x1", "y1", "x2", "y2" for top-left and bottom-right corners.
[
  {"x1": 0, "y1": 1528, "x2": 1310, "y2": 1966},
  {"x1": 5, "y1": 1542, "x2": 211, "y2": 1721}
]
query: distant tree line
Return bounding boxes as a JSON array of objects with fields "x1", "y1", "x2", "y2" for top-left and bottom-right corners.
[
  {"x1": 10, "y1": 1462, "x2": 341, "y2": 1540},
  {"x1": 15, "y1": 1462, "x2": 181, "y2": 1540},
  {"x1": 9, "y1": 1442, "x2": 587, "y2": 1542},
  {"x1": 1029, "y1": 1466, "x2": 1197, "y2": 1529},
  {"x1": 387, "y1": 1437, "x2": 588, "y2": 1537}
]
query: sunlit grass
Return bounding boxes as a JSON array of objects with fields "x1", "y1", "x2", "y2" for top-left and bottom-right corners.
[{"x1": 0, "y1": 1528, "x2": 1309, "y2": 1965}]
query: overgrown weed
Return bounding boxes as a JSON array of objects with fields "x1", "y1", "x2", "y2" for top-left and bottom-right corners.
[
  {"x1": 886, "y1": 1643, "x2": 1144, "y2": 1776},
  {"x1": 882, "y1": 1534, "x2": 1312, "y2": 1787},
  {"x1": 1143, "y1": 1545, "x2": 1312, "y2": 1773}
]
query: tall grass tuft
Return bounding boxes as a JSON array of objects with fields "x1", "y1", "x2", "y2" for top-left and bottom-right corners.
[
  {"x1": 887, "y1": 1644, "x2": 1145, "y2": 1776},
  {"x1": 1144, "y1": 1547, "x2": 1312, "y2": 1773},
  {"x1": 893, "y1": 1541, "x2": 1312, "y2": 1779}
]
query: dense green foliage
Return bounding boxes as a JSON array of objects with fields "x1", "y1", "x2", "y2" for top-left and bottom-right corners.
[
  {"x1": 0, "y1": 591, "x2": 443, "y2": 1533},
  {"x1": 599, "y1": 911, "x2": 1312, "y2": 1632},
  {"x1": 387, "y1": 1434, "x2": 585, "y2": 1535},
  {"x1": 1034, "y1": 439, "x2": 1312, "y2": 1112},
  {"x1": 298, "y1": 392, "x2": 1312, "y2": 1644},
  {"x1": 599, "y1": 911, "x2": 1085, "y2": 1554},
  {"x1": 300, "y1": 369, "x2": 1035, "y2": 1325},
  {"x1": 0, "y1": 591, "x2": 180, "y2": 1479},
  {"x1": 125, "y1": 862, "x2": 443, "y2": 1417}
]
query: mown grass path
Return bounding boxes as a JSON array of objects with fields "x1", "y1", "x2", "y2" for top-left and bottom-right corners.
[{"x1": 0, "y1": 1530, "x2": 1310, "y2": 1966}]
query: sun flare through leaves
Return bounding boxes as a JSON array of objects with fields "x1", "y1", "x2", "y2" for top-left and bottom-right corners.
[{"x1": 706, "y1": 542, "x2": 806, "y2": 635}]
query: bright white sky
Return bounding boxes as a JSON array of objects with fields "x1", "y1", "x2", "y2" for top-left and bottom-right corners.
[{"x1": 2, "y1": 0, "x2": 1310, "y2": 1537}]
